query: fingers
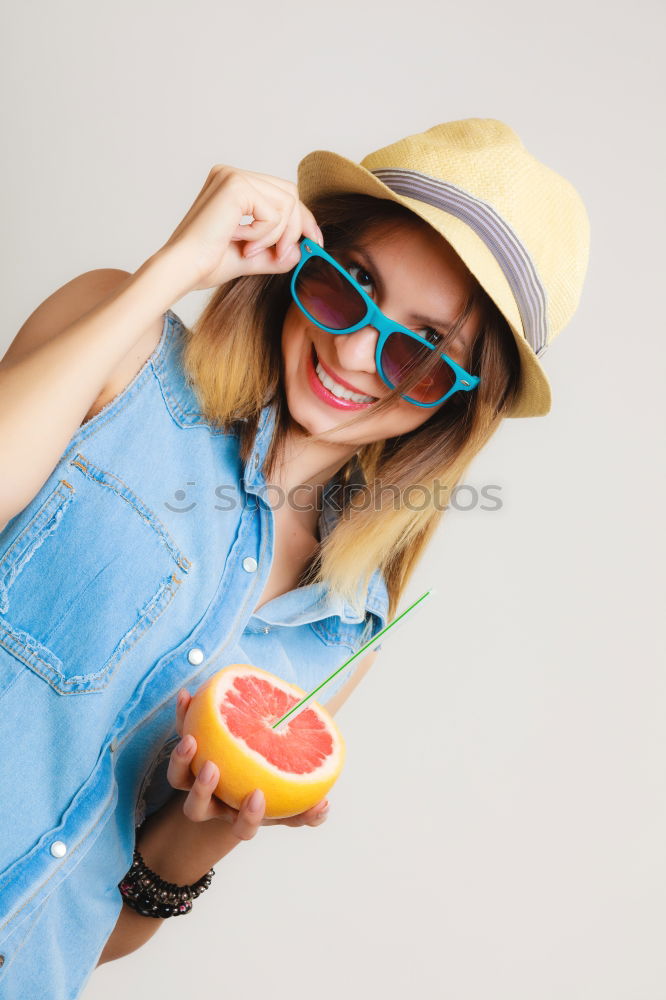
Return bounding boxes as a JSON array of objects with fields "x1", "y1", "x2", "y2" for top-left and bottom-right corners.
[
  {"x1": 273, "y1": 206, "x2": 320, "y2": 264},
  {"x1": 184, "y1": 760, "x2": 266, "y2": 841},
  {"x1": 296, "y1": 798, "x2": 330, "y2": 827},
  {"x1": 241, "y1": 172, "x2": 323, "y2": 245},
  {"x1": 227, "y1": 789, "x2": 267, "y2": 841},
  {"x1": 168, "y1": 731, "x2": 330, "y2": 831},
  {"x1": 232, "y1": 176, "x2": 322, "y2": 264},
  {"x1": 240, "y1": 202, "x2": 296, "y2": 260},
  {"x1": 175, "y1": 688, "x2": 191, "y2": 738},
  {"x1": 262, "y1": 798, "x2": 330, "y2": 827},
  {"x1": 307, "y1": 799, "x2": 330, "y2": 825},
  {"x1": 182, "y1": 758, "x2": 222, "y2": 822},
  {"x1": 245, "y1": 204, "x2": 322, "y2": 264},
  {"x1": 166, "y1": 731, "x2": 197, "y2": 792}
]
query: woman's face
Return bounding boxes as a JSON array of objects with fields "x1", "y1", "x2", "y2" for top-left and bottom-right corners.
[{"x1": 281, "y1": 219, "x2": 483, "y2": 447}]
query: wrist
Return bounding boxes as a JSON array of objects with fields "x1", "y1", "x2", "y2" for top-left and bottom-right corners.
[
  {"x1": 137, "y1": 243, "x2": 200, "y2": 308},
  {"x1": 119, "y1": 846, "x2": 214, "y2": 920},
  {"x1": 136, "y1": 790, "x2": 243, "y2": 885}
]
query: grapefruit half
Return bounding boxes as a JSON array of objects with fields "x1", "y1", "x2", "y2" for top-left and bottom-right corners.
[{"x1": 182, "y1": 663, "x2": 346, "y2": 819}]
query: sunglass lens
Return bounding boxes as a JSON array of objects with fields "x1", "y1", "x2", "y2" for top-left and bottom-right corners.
[
  {"x1": 380, "y1": 331, "x2": 455, "y2": 404},
  {"x1": 294, "y1": 257, "x2": 367, "y2": 330}
]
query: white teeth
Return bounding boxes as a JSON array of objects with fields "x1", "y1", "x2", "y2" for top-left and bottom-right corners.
[{"x1": 314, "y1": 358, "x2": 376, "y2": 403}]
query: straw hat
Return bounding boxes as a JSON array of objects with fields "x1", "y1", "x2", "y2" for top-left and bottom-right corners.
[{"x1": 297, "y1": 118, "x2": 590, "y2": 418}]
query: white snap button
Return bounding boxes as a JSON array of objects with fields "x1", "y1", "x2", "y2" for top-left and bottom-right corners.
[
  {"x1": 254, "y1": 453, "x2": 260, "y2": 468},
  {"x1": 262, "y1": 626, "x2": 270, "y2": 634},
  {"x1": 242, "y1": 556, "x2": 258, "y2": 573},
  {"x1": 50, "y1": 841, "x2": 67, "y2": 858},
  {"x1": 110, "y1": 739, "x2": 118, "y2": 753},
  {"x1": 187, "y1": 647, "x2": 204, "y2": 665}
]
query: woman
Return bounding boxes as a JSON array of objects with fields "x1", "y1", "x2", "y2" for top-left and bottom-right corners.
[{"x1": 0, "y1": 118, "x2": 589, "y2": 997}]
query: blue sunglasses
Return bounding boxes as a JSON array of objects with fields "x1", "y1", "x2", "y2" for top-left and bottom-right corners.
[{"x1": 289, "y1": 238, "x2": 480, "y2": 407}]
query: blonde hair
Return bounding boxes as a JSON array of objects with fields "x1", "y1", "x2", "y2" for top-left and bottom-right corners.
[{"x1": 181, "y1": 194, "x2": 521, "y2": 618}]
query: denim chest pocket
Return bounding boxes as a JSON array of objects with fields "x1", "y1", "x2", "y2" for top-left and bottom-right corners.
[{"x1": 0, "y1": 452, "x2": 191, "y2": 696}]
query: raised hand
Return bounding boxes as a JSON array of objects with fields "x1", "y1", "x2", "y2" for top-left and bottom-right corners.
[{"x1": 158, "y1": 165, "x2": 324, "y2": 293}]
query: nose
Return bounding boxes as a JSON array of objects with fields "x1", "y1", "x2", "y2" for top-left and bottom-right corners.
[{"x1": 330, "y1": 324, "x2": 378, "y2": 375}]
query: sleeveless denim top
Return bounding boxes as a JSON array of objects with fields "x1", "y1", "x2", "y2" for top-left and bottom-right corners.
[{"x1": 0, "y1": 309, "x2": 388, "y2": 998}]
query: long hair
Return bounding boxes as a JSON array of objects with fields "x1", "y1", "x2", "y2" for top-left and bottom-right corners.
[{"x1": 180, "y1": 193, "x2": 521, "y2": 618}]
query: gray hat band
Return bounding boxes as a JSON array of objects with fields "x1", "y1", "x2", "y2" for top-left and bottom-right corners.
[{"x1": 370, "y1": 167, "x2": 549, "y2": 358}]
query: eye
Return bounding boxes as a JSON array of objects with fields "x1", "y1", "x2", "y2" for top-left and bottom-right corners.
[
  {"x1": 345, "y1": 259, "x2": 448, "y2": 349},
  {"x1": 420, "y1": 327, "x2": 443, "y2": 348},
  {"x1": 346, "y1": 261, "x2": 375, "y2": 291}
]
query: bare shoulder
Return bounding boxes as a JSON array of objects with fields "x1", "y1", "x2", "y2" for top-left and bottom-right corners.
[
  {"x1": 2, "y1": 268, "x2": 166, "y2": 427},
  {"x1": 2, "y1": 269, "x2": 133, "y2": 369}
]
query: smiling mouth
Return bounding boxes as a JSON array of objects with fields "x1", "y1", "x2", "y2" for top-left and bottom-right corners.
[{"x1": 311, "y1": 345, "x2": 378, "y2": 403}]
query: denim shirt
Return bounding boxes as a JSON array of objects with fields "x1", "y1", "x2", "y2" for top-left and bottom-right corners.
[{"x1": 0, "y1": 309, "x2": 388, "y2": 998}]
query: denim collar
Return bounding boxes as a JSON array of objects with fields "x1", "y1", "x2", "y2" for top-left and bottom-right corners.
[
  {"x1": 242, "y1": 399, "x2": 389, "y2": 628},
  {"x1": 242, "y1": 397, "x2": 279, "y2": 495}
]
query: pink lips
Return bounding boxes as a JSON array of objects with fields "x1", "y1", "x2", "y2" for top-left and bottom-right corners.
[{"x1": 306, "y1": 344, "x2": 377, "y2": 411}]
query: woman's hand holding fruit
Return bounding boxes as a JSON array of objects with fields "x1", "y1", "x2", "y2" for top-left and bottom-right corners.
[{"x1": 167, "y1": 688, "x2": 330, "y2": 835}]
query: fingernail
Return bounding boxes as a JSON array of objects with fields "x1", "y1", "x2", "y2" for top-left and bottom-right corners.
[
  {"x1": 177, "y1": 735, "x2": 193, "y2": 756},
  {"x1": 248, "y1": 789, "x2": 264, "y2": 812},
  {"x1": 199, "y1": 760, "x2": 215, "y2": 782},
  {"x1": 318, "y1": 801, "x2": 330, "y2": 816},
  {"x1": 278, "y1": 243, "x2": 297, "y2": 263},
  {"x1": 177, "y1": 690, "x2": 185, "y2": 706},
  {"x1": 316, "y1": 227, "x2": 325, "y2": 246}
]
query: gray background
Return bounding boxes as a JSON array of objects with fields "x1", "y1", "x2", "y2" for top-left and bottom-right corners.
[{"x1": 2, "y1": 0, "x2": 664, "y2": 997}]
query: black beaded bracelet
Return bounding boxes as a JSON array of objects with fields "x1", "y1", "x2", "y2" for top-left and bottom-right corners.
[{"x1": 118, "y1": 847, "x2": 215, "y2": 918}]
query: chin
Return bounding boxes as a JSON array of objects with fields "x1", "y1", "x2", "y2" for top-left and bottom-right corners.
[{"x1": 285, "y1": 390, "x2": 354, "y2": 441}]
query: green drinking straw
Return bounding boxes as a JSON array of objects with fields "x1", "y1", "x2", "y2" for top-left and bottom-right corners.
[{"x1": 271, "y1": 589, "x2": 433, "y2": 731}]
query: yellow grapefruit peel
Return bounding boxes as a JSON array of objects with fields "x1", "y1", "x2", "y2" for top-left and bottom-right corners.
[{"x1": 182, "y1": 663, "x2": 346, "y2": 819}]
